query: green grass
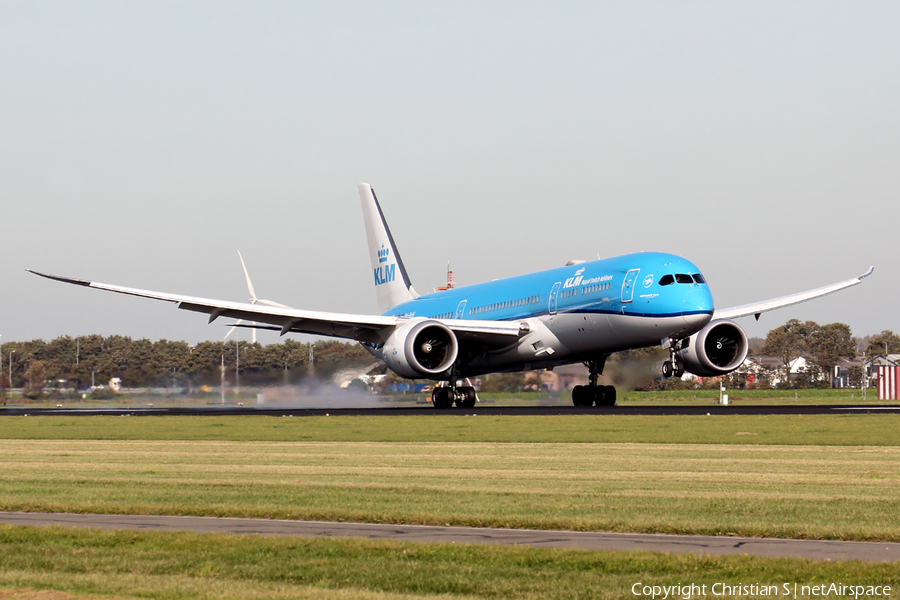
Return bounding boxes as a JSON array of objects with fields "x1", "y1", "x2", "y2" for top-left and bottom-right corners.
[
  {"x1": 8, "y1": 387, "x2": 890, "y2": 409},
  {"x1": 1, "y1": 436, "x2": 899, "y2": 541},
  {"x1": 1, "y1": 414, "x2": 899, "y2": 445},
  {"x1": 3, "y1": 414, "x2": 899, "y2": 598},
  {"x1": 1, "y1": 525, "x2": 897, "y2": 600},
  {"x1": 443, "y1": 388, "x2": 882, "y2": 406},
  {"x1": 616, "y1": 388, "x2": 887, "y2": 405}
]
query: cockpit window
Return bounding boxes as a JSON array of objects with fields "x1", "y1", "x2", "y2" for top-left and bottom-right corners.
[{"x1": 661, "y1": 273, "x2": 705, "y2": 285}]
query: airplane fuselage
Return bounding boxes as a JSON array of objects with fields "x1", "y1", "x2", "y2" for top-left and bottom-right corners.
[{"x1": 374, "y1": 251, "x2": 714, "y2": 377}]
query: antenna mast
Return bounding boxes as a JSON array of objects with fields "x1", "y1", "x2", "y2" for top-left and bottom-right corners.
[{"x1": 437, "y1": 261, "x2": 455, "y2": 291}]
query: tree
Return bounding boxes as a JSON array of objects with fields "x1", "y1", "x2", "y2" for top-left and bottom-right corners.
[
  {"x1": 848, "y1": 365, "x2": 866, "y2": 389},
  {"x1": 524, "y1": 371, "x2": 543, "y2": 391},
  {"x1": 23, "y1": 360, "x2": 46, "y2": 399},
  {"x1": 808, "y1": 323, "x2": 856, "y2": 386},
  {"x1": 864, "y1": 331, "x2": 900, "y2": 356},
  {"x1": 480, "y1": 373, "x2": 526, "y2": 393},
  {"x1": 762, "y1": 320, "x2": 819, "y2": 367},
  {"x1": 794, "y1": 361, "x2": 826, "y2": 389}
]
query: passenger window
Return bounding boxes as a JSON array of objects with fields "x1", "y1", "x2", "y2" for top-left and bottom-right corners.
[
  {"x1": 675, "y1": 274, "x2": 693, "y2": 284},
  {"x1": 659, "y1": 275, "x2": 675, "y2": 286}
]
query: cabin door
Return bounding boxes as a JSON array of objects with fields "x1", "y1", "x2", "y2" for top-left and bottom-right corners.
[
  {"x1": 548, "y1": 282, "x2": 561, "y2": 315},
  {"x1": 455, "y1": 300, "x2": 467, "y2": 319},
  {"x1": 621, "y1": 269, "x2": 640, "y2": 303}
]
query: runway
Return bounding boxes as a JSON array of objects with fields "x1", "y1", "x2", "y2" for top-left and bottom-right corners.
[
  {"x1": 2, "y1": 404, "x2": 899, "y2": 416},
  {"x1": 1, "y1": 512, "x2": 896, "y2": 563}
]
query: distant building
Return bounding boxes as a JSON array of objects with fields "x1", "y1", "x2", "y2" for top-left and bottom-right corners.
[
  {"x1": 740, "y1": 356, "x2": 818, "y2": 387},
  {"x1": 832, "y1": 356, "x2": 867, "y2": 388},
  {"x1": 528, "y1": 364, "x2": 590, "y2": 392}
]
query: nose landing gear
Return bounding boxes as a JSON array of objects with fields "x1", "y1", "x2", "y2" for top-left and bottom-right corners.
[{"x1": 661, "y1": 338, "x2": 685, "y2": 378}]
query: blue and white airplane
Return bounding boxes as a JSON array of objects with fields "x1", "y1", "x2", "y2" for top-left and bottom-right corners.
[{"x1": 30, "y1": 184, "x2": 873, "y2": 408}]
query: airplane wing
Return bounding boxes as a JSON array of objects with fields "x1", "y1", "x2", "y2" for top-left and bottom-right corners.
[
  {"x1": 713, "y1": 266, "x2": 874, "y2": 321},
  {"x1": 27, "y1": 270, "x2": 522, "y2": 345}
]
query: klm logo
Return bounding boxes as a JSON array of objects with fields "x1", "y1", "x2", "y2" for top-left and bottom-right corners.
[
  {"x1": 375, "y1": 263, "x2": 396, "y2": 286},
  {"x1": 563, "y1": 267, "x2": 586, "y2": 289},
  {"x1": 563, "y1": 267, "x2": 613, "y2": 289},
  {"x1": 375, "y1": 244, "x2": 395, "y2": 286}
]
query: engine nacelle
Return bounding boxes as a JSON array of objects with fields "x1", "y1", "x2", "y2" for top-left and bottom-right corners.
[
  {"x1": 382, "y1": 319, "x2": 459, "y2": 379},
  {"x1": 679, "y1": 319, "x2": 749, "y2": 377}
]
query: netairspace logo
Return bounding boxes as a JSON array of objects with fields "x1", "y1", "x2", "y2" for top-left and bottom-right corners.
[{"x1": 631, "y1": 582, "x2": 892, "y2": 599}]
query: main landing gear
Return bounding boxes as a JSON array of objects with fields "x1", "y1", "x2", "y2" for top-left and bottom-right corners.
[
  {"x1": 572, "y1": 357, "x2": 616, "y2": 407},
  {"x1": 432, "y1": 380, "x2": 477, "y2": 409},
  {"x1": 661, "y1": 339, "x2": 685, "y2": 378}
]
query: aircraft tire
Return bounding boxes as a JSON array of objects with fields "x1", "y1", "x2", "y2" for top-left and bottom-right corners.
[
  {"x1": 662, "y1": 361, "x2": 673, "y2": 378},
  {"x1": 572, "y1": 385, "x2": 593, "y2": 407},
  {"x1": 602, "y1": 385, "x2": 617, "y2": 406},
  {"x1": 432, "y1": 387, "x2": 453, "y2": 409},
  {"x1": 456, "y1": 387, "x2": 476, "y2": 408},
  {"x1": 673, "y1": 359, "x2": 685, "y2": 378},
  {"x1": 572, "y1": 385, "x2": 583, "y2": 406}
]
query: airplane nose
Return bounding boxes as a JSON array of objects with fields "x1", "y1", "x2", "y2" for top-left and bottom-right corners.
[{"x1": 681, "y1": 287, "x2": 714, "y2": 328}]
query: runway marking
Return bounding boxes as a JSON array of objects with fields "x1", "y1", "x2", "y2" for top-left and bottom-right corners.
[
  {"x1": 1, "y1": 512, "x2": 897, "y2": 563},
  {"x1": 832, "y1": 407, "x2": 900, "y2": 410}
]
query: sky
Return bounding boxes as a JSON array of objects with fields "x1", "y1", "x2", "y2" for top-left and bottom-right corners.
[{"x1": 1, "y1": 1, "x2": 897, "y2": 347}]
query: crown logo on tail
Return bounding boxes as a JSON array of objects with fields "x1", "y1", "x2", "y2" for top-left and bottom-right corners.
[{"x1": 378, "y1": 244, "x2": 390, "y2": 263}]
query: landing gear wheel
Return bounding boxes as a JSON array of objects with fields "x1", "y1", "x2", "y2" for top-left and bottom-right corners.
[
  {"x1": 432, "y1": 387, "x2": 453, "y2": 409},
  {"x1": 662, "y1": 361, "x2": 673, "y2": 378},
  {"x1": 572, "y1": 385, "x2": 594, "y2": 407},
  {"x1": 603, "y1": 385, "x2": 617, "y2": 406},
  {"x1": 673, "y1": 359, "x2": 685, "y2": 378},
  {"x1": 593, "y1": 386, "x2": 606, "y2": 406},
  {"x1": 456, "y1": 386, "x2": 477, "y2": 408}
]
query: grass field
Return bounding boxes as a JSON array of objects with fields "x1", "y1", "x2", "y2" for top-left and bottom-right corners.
[
  {"x1": 5, "y1": 387, "x2": 892, "y2": 409},
  {"x1": 481, "y1": 388, "x2": 888, "y2": 406},
  {"x1": 2, "y1": 413, "x2": 899, "y2": 445},
  {"x1": 1, "y1": 415, "x2": 899, "y2": 540},
  {"x1": 1, "y1": 525, "x2": 898, "y2": 600},
  {"x1": 2, "y1": 436, "x2": 899, "y2": 540},
  {"x1": 1, "y1": 412, "x2": 898, "y2": 598}
]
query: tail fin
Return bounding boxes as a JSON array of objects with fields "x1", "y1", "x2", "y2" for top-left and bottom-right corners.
[{"x1": 358, "y1": 183, "x2": 419, "y2": 313}]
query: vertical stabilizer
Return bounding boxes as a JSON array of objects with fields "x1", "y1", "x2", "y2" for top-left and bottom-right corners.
[{"x1": 359, "y1": 183, "x2": 419, "y2": 313}]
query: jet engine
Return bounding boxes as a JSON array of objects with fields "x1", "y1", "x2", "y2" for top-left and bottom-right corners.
[
  {"x1": 381, "y1": 319, "x2": 459, "y2": 379},
  {"x1": 679, "y1": 319, "x2": 749, "y2": 377}
]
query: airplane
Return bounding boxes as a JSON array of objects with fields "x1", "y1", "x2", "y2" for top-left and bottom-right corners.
[{"x1": 29, "y1": 183, "x2": 873, "y2": 408}]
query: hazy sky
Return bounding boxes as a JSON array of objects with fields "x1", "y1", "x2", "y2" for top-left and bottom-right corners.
[{"x1": 2, "y1": 1, "x2": 897, "y2": 347}]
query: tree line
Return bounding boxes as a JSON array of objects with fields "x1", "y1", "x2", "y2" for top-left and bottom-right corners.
[
  {"x1": 758, "y1": 321, "x2": 900, "y2": 387},
  {"x1": 0, "y1": 335, "x2": 375, "y2": 396},
  {"x1": 2, "y1": 322, "x2": 897, "y2": 396}
]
